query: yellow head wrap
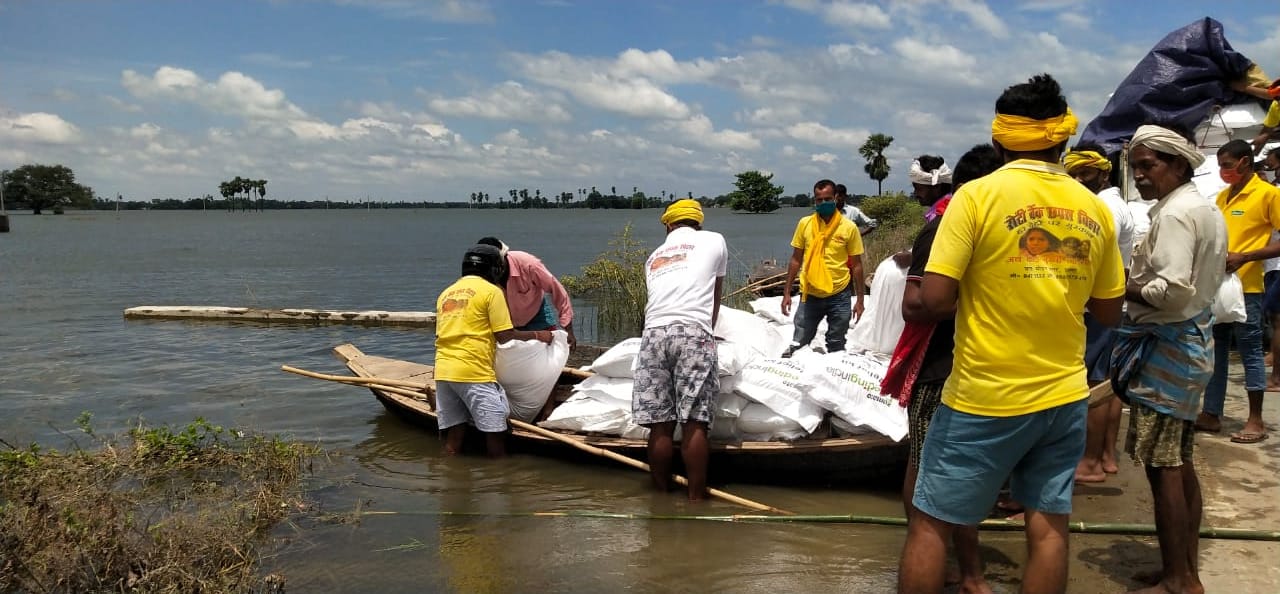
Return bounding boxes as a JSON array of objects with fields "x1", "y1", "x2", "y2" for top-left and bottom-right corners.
[
  {"x1": 991, "y1": 107, "x2": 1078, "y2": 152},
  {"x1": 1062, "y1": 149, "x2": 1111, "y2": 173},
  {"x1": 660, "y1": 199, "x2": 704, "y2": 226}
]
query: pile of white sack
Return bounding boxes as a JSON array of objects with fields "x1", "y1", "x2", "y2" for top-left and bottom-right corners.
[{"x1": 539, "y1": 257, "x2": 911, "y2": 443}]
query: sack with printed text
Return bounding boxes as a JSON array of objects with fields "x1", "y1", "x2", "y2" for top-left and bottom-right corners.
[{"x1": 733, "y1": 356, "x2": 824, "y2": 433}]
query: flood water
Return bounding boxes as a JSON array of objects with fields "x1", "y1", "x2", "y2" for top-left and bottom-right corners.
[{"x1": 0, "y1": 209, "x2": 952, "y2": 593}]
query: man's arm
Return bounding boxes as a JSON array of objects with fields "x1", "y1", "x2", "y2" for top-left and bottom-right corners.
[
  {"x1": 780, "y1": 246, "x2": 805, "y2": 316},
  {"x1": 1086, "y1": 296, "x2": 1125, "y2": 327},
  {"x1": 1227, "y1": 239, "x2": 1280, "y2": 272},
  {"x1": 531, "y1": 260, "x2": 576, "y2": 349},
  {"x1": 495, "y1": 328, "x2": 554, "y2": 344},
  {"x1": 850, "y1": 254, "x2": 865, "y2": 322},
  {"x1": 918, "y1": 272, "x2": 960, "y2": 322},
  {"x1": 1253, "y1": 126, "x2": 1276, "y2": 156},
  {"x1": 712, "y1": 276, "x2": 724, "y2": 330}
]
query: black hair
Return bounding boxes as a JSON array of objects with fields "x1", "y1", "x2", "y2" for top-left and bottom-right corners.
[
  {"x1": 1070, "y1": 142, "x2": 1106, "y2": 155},
  {"x1": 952, "y1": 144, "x2": 1001, "y2": 187},
  {"x1": 1218, "y1": 139, "x2": 1254, "y2": 160},
  {"x1": 995, "y1": 73, "x2": 1068, "y2": 121},
  {"x1": 461, "y1": 244, "x2": 504, "y2": 284},
  {"x1": 1069, "y1": 142, "x2": 1119, "y2": 186},
  {"x1": 476, "y1": 236, "x2": 504, "y2": 249},
  {"x1": 916, "y1": 154, "x2": 945, "y2": 172},
  {"x1": 834, "y1": 183, "x2": 848, "y2": 197},
  {"x1": 1268, "y1": 147, "x2": 1280, "y2": 161},
  {"x1": 814, "y1": 179, "x2": 836, "y2": 193}
]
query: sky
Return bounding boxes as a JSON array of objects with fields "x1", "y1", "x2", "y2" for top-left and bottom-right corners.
[{"x1": 1, "y1": 0, "x2": 1277, "y2": 203}]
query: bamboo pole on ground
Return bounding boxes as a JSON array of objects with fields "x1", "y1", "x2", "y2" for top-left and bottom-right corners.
[
  {"x1": 282, "y1": 365, "x2": 793, "y2": 515},
  {"x1": 723, "y1": 272, "x2": 787, "y2": 300}
]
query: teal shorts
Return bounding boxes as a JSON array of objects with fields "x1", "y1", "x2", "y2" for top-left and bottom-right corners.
[{"x1": 913, "y1": 399, "x2": 1087, "y2": 525}]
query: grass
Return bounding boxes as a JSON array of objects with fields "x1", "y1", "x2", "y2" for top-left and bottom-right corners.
[{"x1": 0, "y1": 415, "x2": 318, "y2": 594}]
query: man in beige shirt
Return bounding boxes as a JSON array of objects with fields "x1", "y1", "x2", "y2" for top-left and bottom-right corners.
[{"x1": 1114, "y1": 124, "x2": 1228, "y2": 594}]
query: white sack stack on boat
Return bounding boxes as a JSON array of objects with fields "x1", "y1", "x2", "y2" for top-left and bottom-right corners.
[{"x1": 496, "y1": 330, "x2": 571, "y2": 422}]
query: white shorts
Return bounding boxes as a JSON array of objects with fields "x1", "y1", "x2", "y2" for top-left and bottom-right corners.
[{"x1": 435, "y1": 381, "x2": 509, "y2": 433}]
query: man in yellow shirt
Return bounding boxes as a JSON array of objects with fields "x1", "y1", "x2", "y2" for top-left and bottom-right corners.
[
  {"x1": 1197, "y1": 139, "x2": 1280, "y2": 444},
  {"x1": 897, "y1": 74, "x2": 1125, "y2": 594},
  {"x1": 435, "y1": 244, "x2": 553, "y2": 457},
  {"x1": 1248, "y1": 79, "x2": 1278, "y2": 156},
  {"x1": 779, "y1": 179, "x2": 865, "y2": 357}
]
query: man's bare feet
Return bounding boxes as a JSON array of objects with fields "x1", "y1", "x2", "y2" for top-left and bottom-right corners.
[
  {"x1": 1101, "y1": 454, "x2": 1121, "y2": 474},
  {"x1": 1128, "y1": 580, "x2": 1205, "y2": 594},
  {"x1": 1075, "y1": 458, "x2": 1107, "y2": 483},
  {"x1": 959, "y1": 576, "x2": 994, "y2": 594},
  {"x1": 1266, "y1": 382, "x2": 1280, "y2": 393}
]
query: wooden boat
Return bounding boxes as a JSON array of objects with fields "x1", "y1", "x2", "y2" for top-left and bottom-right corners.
[{"x1": 334, "y1": 343, "x2": 907, "y2": 484}]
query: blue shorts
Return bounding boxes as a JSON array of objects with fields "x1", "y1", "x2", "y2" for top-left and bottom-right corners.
[
  {"x1": 436, "y1": 381, "x2": 509, "y2": 433},
  {"x1": 1083, "y1": 313, "x2": 1115, "y2": 384},
  {"x1": 913, "y1": 399, "x2": 1087, "y2": 525},
  {"x1": 1264, "y1": 270, "x2": 1280, "y2": 316}
]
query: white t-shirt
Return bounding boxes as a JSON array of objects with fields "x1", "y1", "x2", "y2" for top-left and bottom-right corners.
[
  {"x1": 842, "y1": 204, "x2": 877, "y2": 233},
  {"x1": 1128, "y1": 198, "x2": 1156, "y2": 254},
  {"x1": 643, "y1": 226, "x2": 728, "y2": 333},
  {"x1": 1098, "y1": 187, "x2": 1136, "y2": 267},
  {"x1": 1265, "y1": 231, "x2": 1280, "y2": 274}
]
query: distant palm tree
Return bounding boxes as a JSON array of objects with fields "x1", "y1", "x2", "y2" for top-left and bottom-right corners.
[{"x1": 858, "y1": 133, "x2": 894, "y2": 196}]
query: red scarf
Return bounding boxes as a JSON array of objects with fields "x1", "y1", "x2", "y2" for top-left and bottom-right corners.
[{"x1": 880, "y1": 322, "x2": 935, "y2": 407}]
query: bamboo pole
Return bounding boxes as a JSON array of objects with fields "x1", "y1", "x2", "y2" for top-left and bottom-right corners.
[
  {"x1": 724, "y1": 272, "x2": 787, "y2": 300},
  {"x1": 350, "y1": 509, "x2": 1280, "y2": 541},
  {"x1": 283, "y1": 365, "x2": 793, "y2": 515}
]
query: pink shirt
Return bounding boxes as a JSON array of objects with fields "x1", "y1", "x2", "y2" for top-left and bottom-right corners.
[{"x1": 504, "y1": 250, "x2": 574, "y2": 328}]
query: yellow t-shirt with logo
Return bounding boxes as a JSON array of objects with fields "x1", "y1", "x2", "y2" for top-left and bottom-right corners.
[
  {"x1": 790, "y1": 213, "x2": 864, "y2": 297},
  {"x1": 1216, "y1": 174, "x2": 1280, "y2": 293},
  {"x1": 434, "y1": 275, "x2": 514, "y2": 383},
  {"x1": 925, "y1": 160, "x2": 1126, "y2": 417}
]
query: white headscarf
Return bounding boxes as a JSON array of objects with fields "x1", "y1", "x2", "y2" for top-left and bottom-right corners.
[
  {"x1": 1129, "y1": 125, "x2": 1206, "y2": 169},
  {"x1": 908, "y1": 159, "x2": 953, "y2": 186}
]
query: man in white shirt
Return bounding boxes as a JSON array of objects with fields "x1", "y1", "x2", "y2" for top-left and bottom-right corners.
[
  {"x1": 632, "y1": 199, "x2": 728, "y2": 501},
  {"x1": 1065, "y1": 143, "x2": 1136, "y2": 483},
  {"x1": 835, "y1": 184, "x2": 878, "y2": 236}
]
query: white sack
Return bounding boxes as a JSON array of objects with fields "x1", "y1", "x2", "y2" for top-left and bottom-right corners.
[
  {"x1": 831, "y1": 415, "x2": 877, "y2": 437},
  {"x1": 586, "y1": 337, "x2": 642, "y2": 378},
  {"x1": 734, "y1": 357, "x2": 824, "y2": 433},
  {"x1": 717, "y1": 340, "x2": 759, "y2": 376},
  {"x1": 808, "y1": 350, "x2": 908, "y2": 442},
  {"x1": 847, "y1": 257, "x2": 908, "y2": 355},
  {"x1": 539, "y1": 392, "x2": 631, "y2": 434},
  {"x1": 496, "y1": 330, "x2": 571, "y2": 422},
  {"x1": 715, "y1": 307, "x2": 790, "y2": 358},
  {"x1": 572, "y1": 374, "x2": 634, "y2": 409},
  {"x1": 736, "y1": 403, "x2": 808, "y2": 441},
  {"x1": 749, "y1": 296, "x2": 791, "y2": 325},
  {"x1": 716, "y1": 391, "x2": 749, "y2": 418},
  {"x1": 710, "y1": 416, "x2": 741, "y2": 442}
]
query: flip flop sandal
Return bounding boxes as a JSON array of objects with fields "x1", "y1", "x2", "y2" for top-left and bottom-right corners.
[{"x1": 1230, "y1": 431, "x2": 1270, "y2": 444}]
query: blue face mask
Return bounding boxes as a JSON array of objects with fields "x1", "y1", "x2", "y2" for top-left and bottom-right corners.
[{"x1": 815, "y1": 201, "x2": 837, "y2": 217}]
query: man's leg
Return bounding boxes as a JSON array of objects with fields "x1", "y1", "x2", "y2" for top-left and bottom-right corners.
[
  {"x1": 1076, "y1": 401, "x2": 1109, "y2": 482},
  {"x1": 444, "y1": 426, "x2": 466, "y2": 455},
  {"x1": 1196, "y1": 324, "x2": 1231, "y2": 432},
  {"x1": 680, "y1": 421, "x2": 710, "y2": 501},
  {"x1": 1136, "y1": 464, "x2": 1200, "y2": 594},
  {"x1": 785, "y1": 296, "x2": 821, "y2": 356},
  {"x1": 482, "y1": 431, "x2": 507, "y2": 458},
  {"x1": 1236, "y1": 294, "x2": 1269, "y2": 441},
  {"x1": 1182, "y1": 457, "x2": 1203, "y2": 579},
  {"x1": 898, "y1": 512, "x2": 955, "y2": 594},
  {"x1": 952, "y1": 527, "x2": 992, "y2": 594},
  {"x1": 1021, "y1": 510, "x2": 1071, "y2": 594},
  {"x1": 1102, "y1": 397, "x2": 1123, "y2": 474},
  {"x1": 825, "y1": 287, "x2": 852, "y2": 353},
  {"x1": 646, "y1": 422, "x2": 676, "y2": 492},
  {"x1": 1269, "y1": 312, "x2": 1280, "y2": 390},
  {"x1": 435, "y1": 381, "x2": 470, "y2": 456}
]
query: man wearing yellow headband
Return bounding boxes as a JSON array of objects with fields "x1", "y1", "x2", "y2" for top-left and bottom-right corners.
[
  {"x1": 779, "y1": 179, "x2": 865, "y2": 358},
  {"x1": 1064, "y1": 143, "x2": 1135, "y2": 486},
  {"x1": 632, "y1": 198, "x2": 727, "y2": 501},
  {"x1": 899, "y1": 73, "x2": 1126, "y2": 594}
]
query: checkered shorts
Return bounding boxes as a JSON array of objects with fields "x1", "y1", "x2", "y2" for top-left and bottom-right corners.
[{"x1": 631, "y1": 323, "x2": 719, "y2": 426}]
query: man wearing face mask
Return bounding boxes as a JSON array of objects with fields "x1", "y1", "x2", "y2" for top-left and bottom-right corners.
[
  {"x1": 1197, "y1": 139, "x2": 1280, "y2": 445},
  {"x1": 780, "y1": 179, "x2": 866, "y2": 358}
]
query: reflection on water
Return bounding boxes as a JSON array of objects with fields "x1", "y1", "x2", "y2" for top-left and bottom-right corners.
[{"x1": 2, "y1": 209, "x2": 914, "y2": 592}]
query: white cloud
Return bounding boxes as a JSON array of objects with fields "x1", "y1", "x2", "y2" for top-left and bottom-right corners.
[
  {"x1": 663, "y1": 115, "x2": 761, "y2": 151},
  {"x1": 1056, "y1": 12, "x2": 1090, "y2": 29},
  {"x1": 122, "y1": 66, "x2": 309, "y2": 121},
  {"x1": 614, "y1": 49, "x2": 720, "y2": 83},
  {"x1": 784, "y1": 121, "x2": 869, "y2": 150},
  {"x1": 512, "y1": 50, "x2": 693, "y2": 119},
  {"x1": 0, "y1": 111, "x2": 81, "y2": 144},
  {"x1": 242, "y1": 53, "x2": 313, "y2": 69},
  {"x1": 811, "y1": 152, "x2": 837, "y2": 163},
  {"x1": 103, "y1": 95, "x2": 143, "y2": 113},
  {"x1": 427, "y1": 81, "x2": 572, "y2": 123},
  {"x1": 944, "y1": 0, "x2": 1007, "y2": 38},
  {"x1": 824, "y1": 2, "x2": 891, "y2": 29},
  {"x1": 333, "y1": 0, "x2": 495, "y2": 24},
  {"x1": 892, "y1": 38, "x2": 976, "y2": 72}
]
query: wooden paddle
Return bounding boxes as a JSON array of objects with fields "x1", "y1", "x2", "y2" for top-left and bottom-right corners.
[{"x1": 281, "y1": 365, "x2": 793, "y2": 515}]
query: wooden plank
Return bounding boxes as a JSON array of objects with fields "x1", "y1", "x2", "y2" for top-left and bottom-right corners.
[{"x1": 125, "y1": 306, "x2": 436, "y2": 327}]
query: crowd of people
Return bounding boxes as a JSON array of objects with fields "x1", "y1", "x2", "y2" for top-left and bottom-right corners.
[{"x1": 428, "y1": 71, "x2": 1280, "y2": 593}]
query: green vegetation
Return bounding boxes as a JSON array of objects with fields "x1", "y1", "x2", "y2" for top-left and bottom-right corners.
[
  {"x1": 0, "y1": 416, "x2": 317, "y2": 593},
  {"x1": 561, "y1": 224, "x2": 651, "y2": 338},
  {"x1": 859, "y1": 191, "x2": 926, "y2": 272},
  {"x1": 858, "y1": 133, "x2": 894, "y2": 196},
  {"x1": 219, "y1": 176, "x2": 269, "y2": 212},
  {"x1": 728, "y1": 170, "x2": 783, "y2": 213},
  {"x1": 1, "y1": 164, "x2": 94, "y2": 214}
]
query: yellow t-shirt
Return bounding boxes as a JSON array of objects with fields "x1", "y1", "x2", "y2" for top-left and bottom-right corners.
[
  {"x1": 925, "y1": 160, "x2": 1126, "y2": 417},
  {"x1": 1217, "y1": 174, "x2": 1280, "y2": 293},
  {"x1": 790, "y1": 213, "x2": 864, "y2": 297},
  {"x1": 1264, "y1": 100, "x2": 1279, "y2": 128},
  {"x1": 434, "y1": 275, "x2": 514, "y2": 383}
]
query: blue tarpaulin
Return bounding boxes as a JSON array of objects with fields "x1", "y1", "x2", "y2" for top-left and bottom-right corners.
[{"x1": 1079, "y1": 17, "x2": 1256, "y2": 156}]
